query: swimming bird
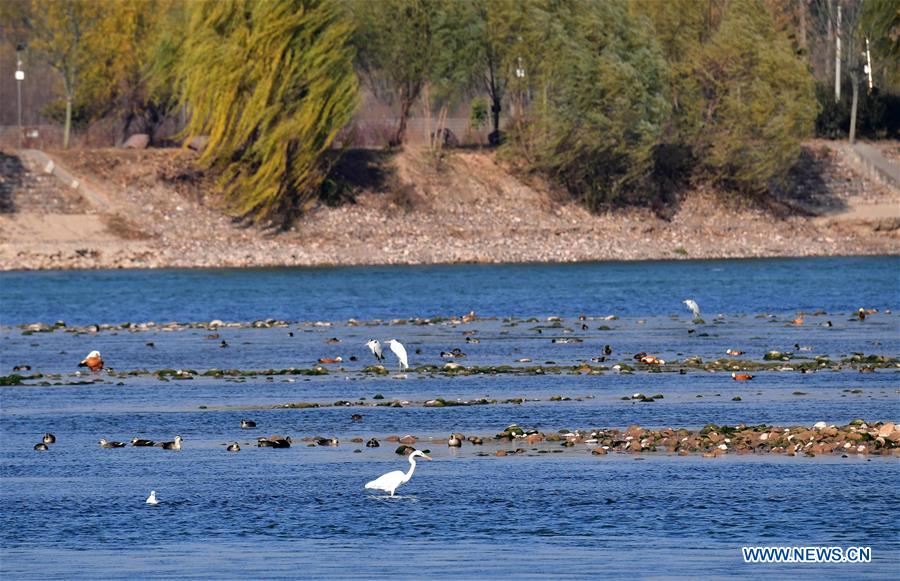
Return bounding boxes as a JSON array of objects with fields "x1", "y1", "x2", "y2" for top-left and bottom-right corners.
[
  {"x1": 448, "y1": 434, "x2": 462, "y2": 447},
  {"x1": 131, "y1": 437, "x2": 155, "y2": 446},
  {"x1": 146, "y1": 490, "x2": 159, "y2": 505},
  {"x1": 351, "y1": 414, "x2": 363, "y2": 422},
  {"x1": 386, "y1": 339, "x2": 409, "y2": 371},
  {"x1": 603, "y1": 344, "x2": 613, "y2": 356},
  {"x1": 227, "y1": 442, "x2": 241, "y2": 452},
  {"x1": 98, "y1": 438, "x2": 126, "y2": 448},
  {"x1": 316, "y1": 437, "x2": 339, "y2": 447},
  {"x1": 260, "y1": 435, "x2": 291, "y2": 448},
  {"x1": 158, "y1": 435, "x2": 183, "y2": 451},
  {"x1": 366, "y1": 438, "x2": 380, "y2": 448},
  {"x1": 365, "y1": 339, "x2": 384, "y2": 363},
  {"x1": 365, "y1": 450, "x2": 431, "y2": 497},
  {"x1": 683, "y1": 299, "x2": 701, "y2": 319},
  {"x1": 440, "y1": 348, "x2": 466, "y2": 359},
  {"x1": 43, "y1": 433, "x2": 56, "y2": 444},
  {"x1": 240, "y1": 419, "x2": 257, "y2": 429},
  {"x1": 857, "y1": 308, "x2": 866, "y2": 321},
  {"x1": 791, "y1": 315, "x2": 804, "y2": 325},
  {"x1": 34, "y1": 443, "x2": 49, "y2": 451},
  {"x1": 725, "y1": 349, "x2": 744, "y2": 356},
  {"x1": 13, "y1": 364, "x2": 31, "y2": 371},
  {"x1": 79, "y1": 350, "x2": 104, "y2": 372},
  {"x1": 731, "y1": 372, "x2": 754, "y2": 381}
]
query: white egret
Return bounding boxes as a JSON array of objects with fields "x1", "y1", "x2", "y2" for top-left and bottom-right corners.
[
  {"x1": 365, "y1": 450, "x2": 431, "y2": 497},
  {"x1": 683, "y1": 299, "x2": 701, "y2": 319},
  {"x1": 146, "y1": 490, "x2": 159, "y2": 505},
  {"x1": 385, "y1": 339, "x2": 408, "y2": 371},
  {"x1": 365, "y1": 339, "x2": 384, "y2": 362}
]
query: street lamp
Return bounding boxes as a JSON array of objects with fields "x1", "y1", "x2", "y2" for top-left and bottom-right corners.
[{"x1": 15, "y1": 44, "x2": 25, "y2": 149}]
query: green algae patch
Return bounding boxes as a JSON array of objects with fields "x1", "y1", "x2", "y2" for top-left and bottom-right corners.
[
  {"x1": 276, "y1": 401, "x2": 320, "y2": 409},
  {"x1": 0, "y1": 374, "x2": 24, "y2": 386},
  {"x1": 362, "y1": 365, "x2": 389, "y2": 375}
]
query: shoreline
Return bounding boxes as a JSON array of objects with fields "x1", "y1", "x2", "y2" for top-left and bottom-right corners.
[{"x1": 1, "y1": 250, "x2": 899, "y2": 274}]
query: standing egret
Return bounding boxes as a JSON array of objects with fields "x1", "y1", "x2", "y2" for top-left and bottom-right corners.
[
  {"x1": 365, "y1": 339, "x2": 384, "y2": 362},
  {"x1": 385, "y1": 339, "x2": 408, "y2": 371},
  {"x1": 683, "y1": 299, "x2": 701, "y2": 319},
  {"x1": 146, "y1": 490, "x2": 159, "y2": 505},
  {"x1": 365, "y1": 450, "x2": 431, "y2": 497}
]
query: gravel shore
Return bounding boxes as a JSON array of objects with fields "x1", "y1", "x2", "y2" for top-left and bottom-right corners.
[{"x1": 1, "y1": 144, "x2": 897, "y2": 271}]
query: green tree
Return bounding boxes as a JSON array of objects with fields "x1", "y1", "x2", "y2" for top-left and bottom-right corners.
[
  {"x1": 697, "y1": 0, "x2": 818, "y2": 190},
  {"x1": 176, "y1": 0, "x2": 359, "y2": 223},
  {"x1": 27, "y1": 0, "x2": 101, "y2": 148},
  {"x1": 350, "y1": 0, "x2": 436, "y2": 146},
  {"x1": 431, "y1": 0, "x2": 530, "y2": 143},
  {"x1": 507, "y1": 0, "x2": 669, "y2": 208},
  {"x1": 636, "y1": 0, "x2": 715, "y2": 145}
]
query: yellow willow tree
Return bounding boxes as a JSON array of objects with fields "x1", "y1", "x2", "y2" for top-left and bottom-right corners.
[
  {"x1": 82, "y1": 0, "x2": 178, "y2": 143},
  {"x1": 176, "y1": 0, "x2": 359, "y2": 224}
]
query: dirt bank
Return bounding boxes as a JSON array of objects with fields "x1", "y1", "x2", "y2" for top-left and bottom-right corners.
[{"x1": 0, "y1": 142, "x2": 897, "y2": 271}]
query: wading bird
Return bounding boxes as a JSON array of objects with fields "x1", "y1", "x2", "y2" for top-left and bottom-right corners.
[
  {"x1": 683, "y1": 299, "x2": 701, "y2": 320},
  {"x1": 79, "y1": 350, "x2": 104, "y2": 372},
  {"x1": 366, "y1": 339, "x2": 384, "y2": 363},
  {"x1": 365, "y1": 450, "x2": 431, "y2": 497},
  {"x1": 385, "y1": 339, "x2": 408, "y2": 371}
]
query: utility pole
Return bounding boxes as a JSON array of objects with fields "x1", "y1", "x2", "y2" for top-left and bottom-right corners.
[
  {"x1": 835, "y1": 4, "x2": 842, "y2": 103},
  {"x1": 15, "y1": 44, "x2": 25, "y2": 149}
]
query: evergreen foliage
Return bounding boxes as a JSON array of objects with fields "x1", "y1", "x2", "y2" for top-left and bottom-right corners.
[
  {"x1": 697, "y1": 0, "x2": 818, "y2": 192},
  {"x1": 505, "y1": 0, "x2": 669, "y2": 207}
]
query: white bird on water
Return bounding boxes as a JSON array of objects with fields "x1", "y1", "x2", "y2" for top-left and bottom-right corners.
[
  {"x1": 385, "y1": 339, "x2": 408, "y2": 371},
  {"x1": 146, "y1": 490, "x2": 159, "y2": 505},
  {"x1": 365, "y1": 450, "x2": 431, "y2": 497},
  {"x1": 365, "y1": 339, "x2": 384, "y2": 363},
  {"x1": 683, "y1": 299, "x2": 701, "y2": 319}
]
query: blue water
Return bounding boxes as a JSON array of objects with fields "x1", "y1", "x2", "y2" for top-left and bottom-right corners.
[
  {"x1": 1, "y1": 257, "x2": 899, "y2": 578},
  {"x1": 2, "y1": 256, "x2": 898, "y2": 325}
]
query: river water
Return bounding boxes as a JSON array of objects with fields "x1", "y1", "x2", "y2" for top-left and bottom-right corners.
[{"x1": 1, "y1": 256, "x2": 898, "y2": 578}]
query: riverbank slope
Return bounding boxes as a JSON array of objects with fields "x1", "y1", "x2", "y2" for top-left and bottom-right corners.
[{"x1": 0, "y1": 141, "x2": 897, "y2": 270}]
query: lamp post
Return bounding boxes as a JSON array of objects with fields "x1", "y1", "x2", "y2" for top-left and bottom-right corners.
[{"x1": 15, "y1": 44, "x2": 25, "y2": 149}]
